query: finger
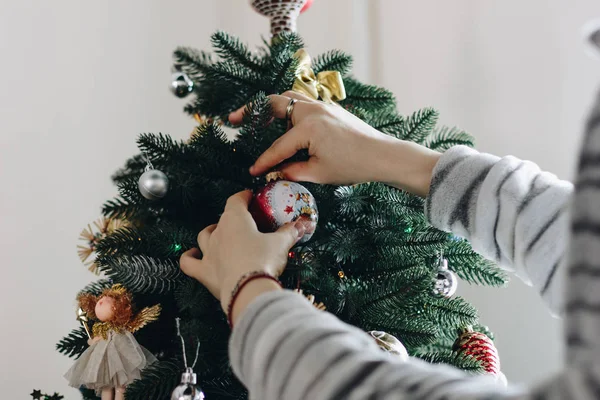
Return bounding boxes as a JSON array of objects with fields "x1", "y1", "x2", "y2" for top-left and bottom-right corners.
[
  {"x1": 179, "y1": 248, "x2": 204, "y2": 280},
  {"x1": 267, "y1": 94, "x2": 312, "y2": 123},
  {"x1": 229, "y1": 104, "x2": 249, "y2": 125},
  {"x1": 280, "y1": 90, "x2": 315, "y2": 102},
  {"x1": 280, "y1": 160, "x2": 322, "y2": 183},
  {"x1": 228, "y1": 91, "x2": 312, "y2": 125},
  {"x1": 250, "y1": 127, "x2": 310, "y2": 176},
  {"x1": 197, "y1": 224, "x2": 217, "y2": 252},
  {"x1": 224, "y1": 190, "x2": 254, "y2": 212},
  {"x1": 271, "y1": 219, "x2": 308, "y2": 250},
  {"x1": 179, "y1": 248, "x2": 220, "y2": 296}
]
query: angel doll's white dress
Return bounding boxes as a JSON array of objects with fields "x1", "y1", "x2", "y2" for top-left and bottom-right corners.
[{"x1": 65, "y1": 324, "x2": 157, "y2": 393}]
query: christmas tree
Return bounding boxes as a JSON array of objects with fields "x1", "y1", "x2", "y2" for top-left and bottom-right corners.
[{"x1": 57, "y1": 1, "x2": 508, "y2": 399}]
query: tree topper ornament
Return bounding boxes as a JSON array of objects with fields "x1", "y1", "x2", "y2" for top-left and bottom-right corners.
[{"x1": 64, "y1": 284, "x2": 161, "y2": 400}]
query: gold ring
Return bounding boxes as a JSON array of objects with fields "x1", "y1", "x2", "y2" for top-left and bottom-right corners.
[{"x1": 286, "y1": 98, "x2": 297, "y2": 122}]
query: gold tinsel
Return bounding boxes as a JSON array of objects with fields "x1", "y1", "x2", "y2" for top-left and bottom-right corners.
[
  {"x1": 266, "y1": 171, "x2": 285, "y2": 182},
  {"x1": 294, "y1": 289, "x2": 326, "y2": 311},
  {"x1": 77, "y1": 217, "x2": 125, "y2": 274}
]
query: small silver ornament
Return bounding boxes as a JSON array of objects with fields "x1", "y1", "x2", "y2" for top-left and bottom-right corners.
[
  {"x1": 369, "y1": 330, "x2": 409, "y2": 362},
  {"x1": 432, "y1": 258, "x2": 458, "y2": 298},
  {"x1": 170, "y1": 71, "x2": 194, "y2": 98},
  {"x1": 138, "y1": 168, "x2": 169, "y2": 200},
  {"x1": 171, "y1": 367, "x2": 205, "y2": 400}
]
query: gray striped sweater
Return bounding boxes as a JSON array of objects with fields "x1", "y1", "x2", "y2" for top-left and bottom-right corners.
[{"x1": 228, "y1": 94, "x2": 600, "y2": 399}]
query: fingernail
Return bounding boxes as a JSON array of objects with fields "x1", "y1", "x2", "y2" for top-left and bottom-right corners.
[
  {"x1": 249, "y1": 165, "x2": 256, "y2": 174},
  {"x1": 294, "y1": 219, "x2": 307, "y2": 240}
]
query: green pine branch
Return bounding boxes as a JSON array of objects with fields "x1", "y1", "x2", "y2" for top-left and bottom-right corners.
[
  {"x1": 111, "y1": 154, "x2": 147, "y2": 185},
  {"x1": 102, "y1": 196, "x2": 140, "y2": 221},
  {"x1": 202, "y1": 376, "x2": 248, "y2": 399},
  {"x1": 137, "y1": 133, "x2": 184, "y2": 162},
  {"x1": 95, "y1": 224, "x2": 196, "y2": 260},
  {"x1": 339, "y1": 77, "x2": 396, "y2": 110},
  {"x1": 361, "y1": 310, "x2": 440, "y2": 348},
  {"x1": 56, "y1": 328, "x2": 88, "y2": 358},
  {"x1": 346, "y1": 267, "x2": 432, "y2": 317},
  {"x1": 77, "y1": 278, "x2": 113, "y2": 296},
  {"x1": 206, "y1": 61, "x2": 263, "y2": 89},
  {"x1": 124, "y1": 359, "x2": 181, "y2": 400},
  {"x1": 101, "y1": 255, "x2": 185, "y2": 294},
  {"x1": 312, "y1": 50, "x2": 353, "y2": 75},
  {"x1": 211, "y1": 31, "x2": 265, "y2": 73},
  {"x1": 79, "y1": 388, "x2": 100, "y2": 400},
  {"x1": 173, "y1": 46, "x2": 213, "y2": 78},
  {"x1": 268, "y1": 32, "x2": 305, "y2": 61},
  {"x1": 443, "y1": 240, "x2": 509, "y2": 287},
  {"x1": 175, "y1": 278, "x2": 221, "y2": 318},
  {"x1": 426, "y1": 126, "x2": 475, "y2": 150},
  {"x1": 234, "y1": 92, "x2": 275, "y2": 161},
  {"x1": 365, "y1": 109, "x2": 405, "y2": 135},
  {"x1": 269, "y1": 52, "x2": 298, "y2": 94},
  {"x1": 424, "y1": 296, "x2": 479, "y2": 328},
  {"x1": 473, "y1": 324, "x2": 496, "y2": 341},
  {"x1": 397, "y1": 108, "x2": 439, "y2": 143}
]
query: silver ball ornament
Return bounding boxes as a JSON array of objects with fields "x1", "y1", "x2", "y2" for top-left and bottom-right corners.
[
  {"x1": 138, "y1": 169, "x2": 169, "y2": 200},
  {"x1": 170, "y1": 72, "x2": 194, "y2": 98},
  {"x1": 432, "y1": 258, "x2": 458, "y2": 298},
  {"x1": 171, "y1": 368, "x2": 205, "y2": 400},
  {"x1": 369, "y1": 331, "x2": 409, "y2": 362}
]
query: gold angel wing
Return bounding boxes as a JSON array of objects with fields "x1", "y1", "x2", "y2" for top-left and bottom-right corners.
[{"x1": 128, "y1": 304, "x2": 161, "y2": 333}]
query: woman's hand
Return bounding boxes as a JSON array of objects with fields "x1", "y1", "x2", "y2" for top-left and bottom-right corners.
[
  {"x1": 229, "y1": 91, "x2": 441, "y2": 197},
  {"x1": 179, "y1": 191, "x2": 307, "y2": 322}
]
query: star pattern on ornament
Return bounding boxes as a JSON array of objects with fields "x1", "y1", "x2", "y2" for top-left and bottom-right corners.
[
  {"x1": 30, "y1": 390, "x2": 42, "y2": 399},
  {"x1": 284, "y1": 205, "x2": 294, "y2": 214}
]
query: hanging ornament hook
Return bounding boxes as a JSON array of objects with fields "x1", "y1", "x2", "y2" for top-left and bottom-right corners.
[
  {"x1": 175, "y1": 318, "x2": 200, "y2": 370},
  {"x1": 171, "y1": 319, "x2": 205, "y2": 399},
  {"x1": 141, "y1": 151, "x2": 154, "y2": 172}
]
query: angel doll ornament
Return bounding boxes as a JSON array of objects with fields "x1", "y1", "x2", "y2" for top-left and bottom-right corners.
[{"x1": 64, "y1": 284, "x2": 161, "y2": 400}]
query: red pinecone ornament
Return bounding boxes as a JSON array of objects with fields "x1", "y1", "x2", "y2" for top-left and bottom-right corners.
[{"x1": 453, "y1": 329, "x2": 500, "y2": 375}]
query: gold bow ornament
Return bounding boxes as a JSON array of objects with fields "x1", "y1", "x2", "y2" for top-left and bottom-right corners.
[{"x1": 292, "y1": 49, "x2": 346, "y2": 103}]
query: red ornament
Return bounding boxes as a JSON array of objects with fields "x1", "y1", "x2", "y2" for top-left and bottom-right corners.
[
  {"x1": 453, "y1": 328, "x2": 500, "y2": 375},
  {"x1": 249, "y1": 179, "x2": 318, "y2": 243},
  {"x1": 300, "y1": 0, "x2": 314, "y2": 13}
]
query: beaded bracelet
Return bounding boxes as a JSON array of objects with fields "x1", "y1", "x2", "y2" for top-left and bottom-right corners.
[{"x1": 226, "y1": 271, "x2": 282, "y2": 328}]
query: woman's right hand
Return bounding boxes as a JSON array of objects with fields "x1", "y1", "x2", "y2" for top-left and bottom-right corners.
[{"x1": 229, "y1": 91, "x2": 441, "y2": 197}]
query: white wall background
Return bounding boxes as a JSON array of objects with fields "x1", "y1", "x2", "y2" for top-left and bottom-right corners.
[{"x1": 1, "y1": 1, "x2": 598, "y2": 398}]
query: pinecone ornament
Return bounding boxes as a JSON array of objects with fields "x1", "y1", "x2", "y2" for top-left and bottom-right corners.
[{"x1": 453, "y1": 328, "x2": 500, "y2": 375}]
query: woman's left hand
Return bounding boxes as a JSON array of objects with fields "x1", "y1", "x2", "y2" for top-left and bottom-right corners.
[{"x1": 179, "y1": 190, "x2": 307, "y2": 314}]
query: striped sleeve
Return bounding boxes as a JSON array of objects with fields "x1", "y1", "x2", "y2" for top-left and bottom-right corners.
[
  {"x1": 229, "y1": 290, "x2": 524, "y2": 400},
  {"x1": 229, "y1": 290, "x2": 600, "y2": 400},
  {"x1": 425, "y1": 146, "x2": 573, "y2": 315},
  {"x1": 564, "y1": 92, "x2": 600, "y2": 366}
]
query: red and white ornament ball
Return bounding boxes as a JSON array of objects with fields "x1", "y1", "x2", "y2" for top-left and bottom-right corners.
[{"x1": 249, "y1": 180, "x2": 318, "y2": 243}]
